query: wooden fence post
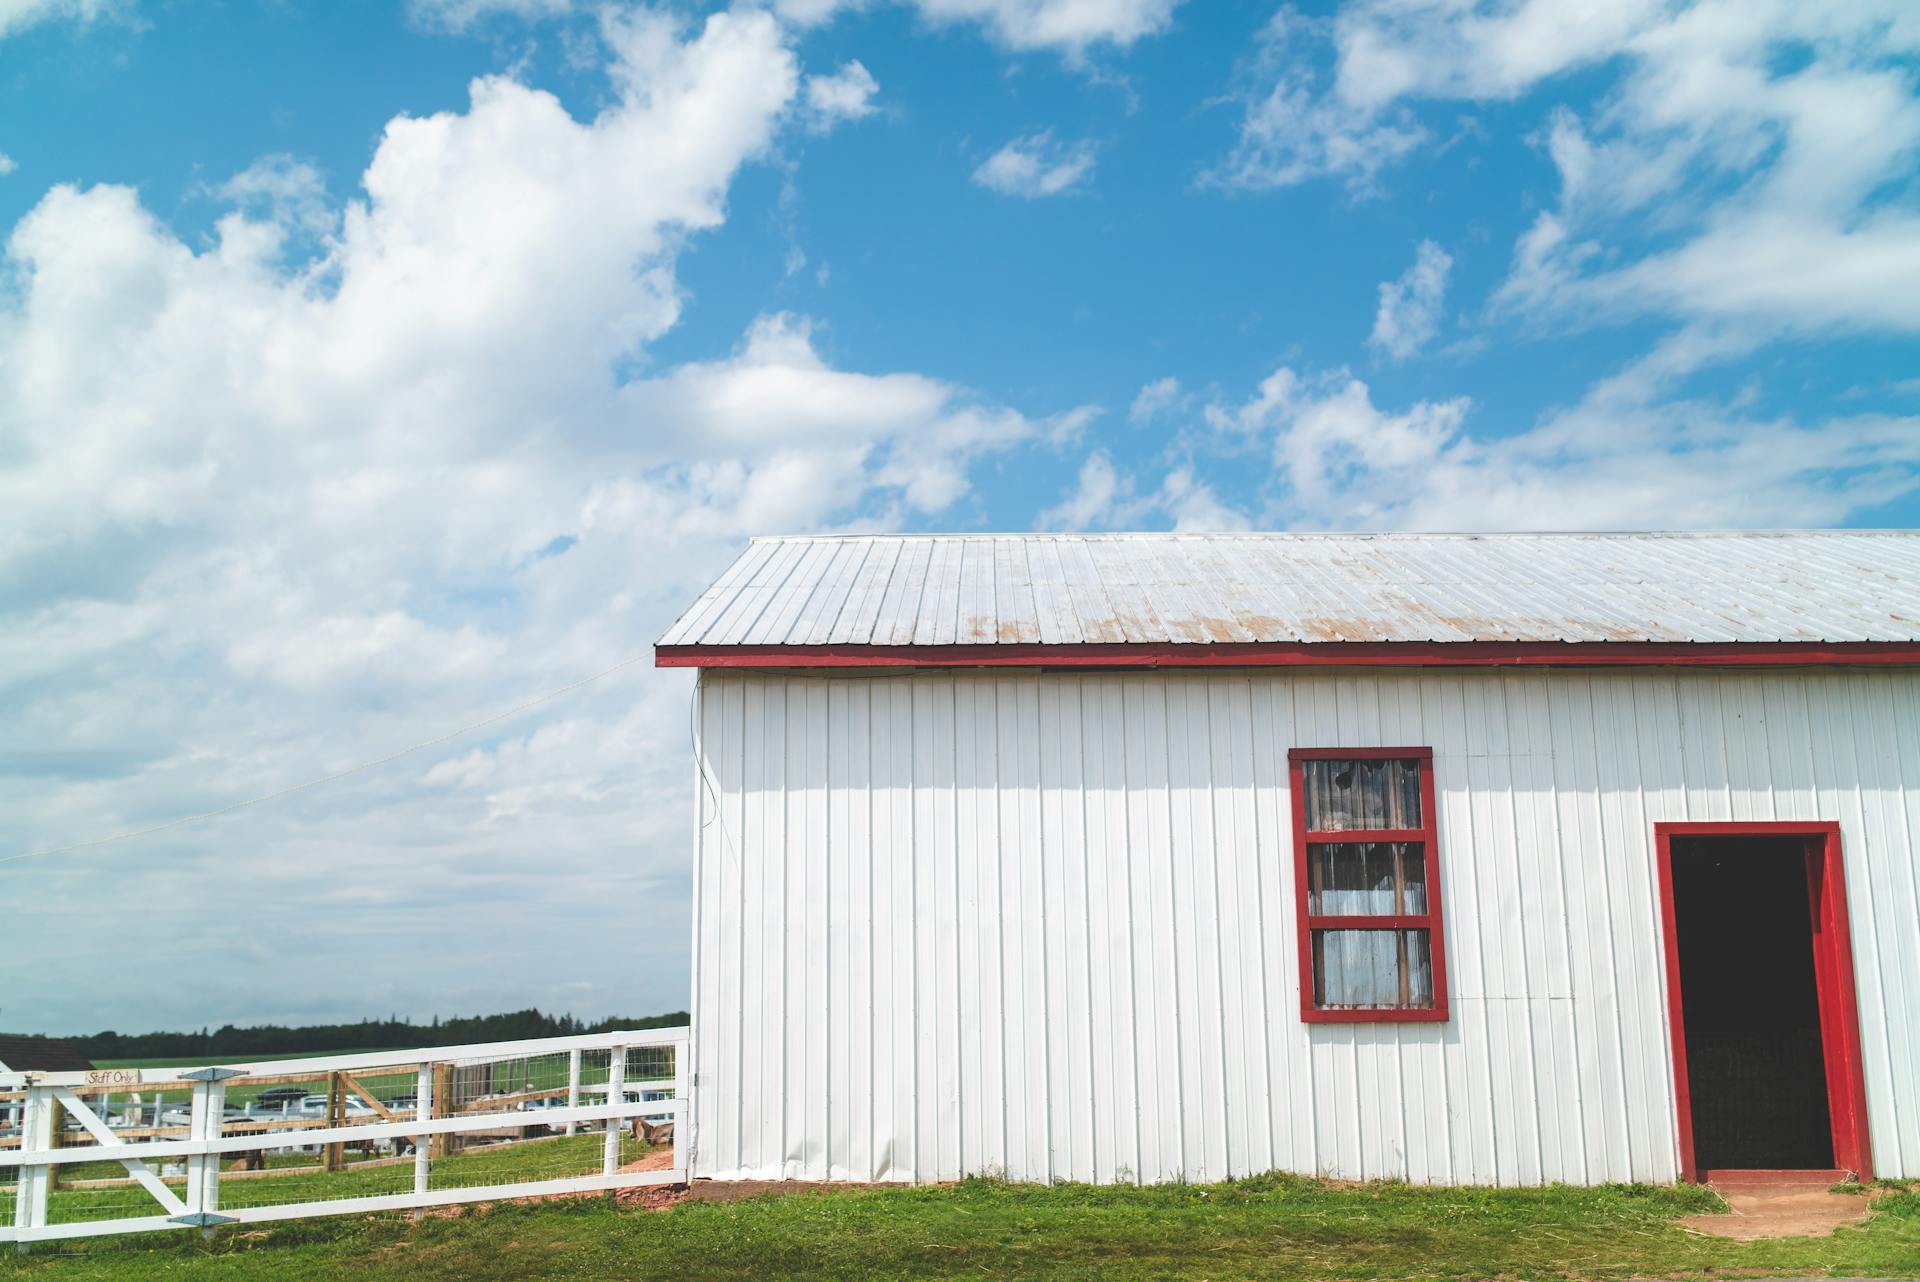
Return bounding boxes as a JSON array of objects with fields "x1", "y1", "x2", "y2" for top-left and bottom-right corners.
[
  {"x1": 430, "y1": 1064, "x2": 453, "y2": 1159},
  {"x1": 323, "y1": 1071, "x2": 344, "y2": 1172},
  {"x1": 44, "y1": 1095, "x2": 64, "y2": 1191}
]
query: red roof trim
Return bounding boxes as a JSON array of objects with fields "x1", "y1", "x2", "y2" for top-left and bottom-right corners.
[{"x1": 655, "y1": 641, "x2": 1920, "y2": 670}]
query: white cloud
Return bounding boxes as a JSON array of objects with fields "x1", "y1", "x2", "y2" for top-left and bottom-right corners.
[
  {"x1": 1128, "y1": 375, "x2": 1182, "y2": 424},
  {"x1": 774, "y1": 0, "x2": 1183, "y2": 56},
  {"x1": 1221, "y1": 1, "x2": 1920, "y2": 355},
  {"x1": 1210, "y1": 9, "x2": 1425, "y2": 193},
  {"x1": 0, "y1": 0, "x2": 124, "y2": 39},
  {"x1": 406, "y1": 0, "x2": 572, "y2": 33},
  {"x1": 802, "y1": 59, "x2": 879, "y2": 132},
  {"x1": 1369, "y1": 239, "x2": 1451, "y2": 359},
  {"x1": 0, "y1": 8, "x2": 1058, "y2": 1033},
  {"x1": 0, "y1": 152, "x2": 15, "y2": 175},
  {"x1": 912, "y1": 0, "x2": 1180, "y2": 52},
  {"x1": 1198, "y1": 362, "x2": 1920, "y2": 531},
  {"x1": 1039, "y1": 448, "x2": 1250, "y2": 531},
  {"x1": 972, "y1": 129, "x2": 1098, "y2": 197},
  {"x1": 1040, "y1": 450, "x2": 1128, "y2": 528},
  {"x1": 215, "y1": 155, "x2": 332, "y2": 238}
]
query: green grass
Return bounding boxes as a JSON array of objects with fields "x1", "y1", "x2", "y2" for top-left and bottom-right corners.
[{"x1": 4, "y1": 1175, "x2": 1917, "y2": 1281}]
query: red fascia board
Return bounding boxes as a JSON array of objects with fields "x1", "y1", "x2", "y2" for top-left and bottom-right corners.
[{"x1": 654, "y1": 641, "x2": 1920, "y2": 669}]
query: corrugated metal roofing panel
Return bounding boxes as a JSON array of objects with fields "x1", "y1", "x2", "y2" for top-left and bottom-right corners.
[{"x1": 657, "y1": 531, "x2": 1920, "y2": 649}]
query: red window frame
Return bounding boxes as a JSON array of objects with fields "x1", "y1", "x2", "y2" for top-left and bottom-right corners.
[{"x1": 1289, "y1": 747, "x2": 1449, "y2": 1023}]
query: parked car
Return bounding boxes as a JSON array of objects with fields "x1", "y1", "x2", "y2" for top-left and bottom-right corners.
[
  {"x1": 255, "y1": 1086, "x2": 309, "y2": 1109},
  {"x1": 295, "y1": 1093, "x2": 375, "y2": 1118}
]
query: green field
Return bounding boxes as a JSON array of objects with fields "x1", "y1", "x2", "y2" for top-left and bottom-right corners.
[{"x1": 3, "y1": 1175, "x2": 1916, "y2": 1281}]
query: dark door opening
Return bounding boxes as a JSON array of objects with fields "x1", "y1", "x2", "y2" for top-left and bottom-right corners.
[
  {"x1": 1657, "y1": 822, "x2": 1873, "y2": 1181},
  {"x1": 1668, "y1": 836, "x2": 1832, "y2": 1171}
]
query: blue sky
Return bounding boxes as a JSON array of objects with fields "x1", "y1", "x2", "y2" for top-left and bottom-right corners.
[{"x1": 4, "y1": 0, "x2": 1919, "y2": 1034}]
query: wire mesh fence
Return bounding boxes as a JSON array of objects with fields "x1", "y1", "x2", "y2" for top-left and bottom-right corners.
[{"x1": 3, "y1": 1029, "x2": 685, "y2": 1245}]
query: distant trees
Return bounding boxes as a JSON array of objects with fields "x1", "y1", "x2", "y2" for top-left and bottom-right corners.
[{"x1": 62, "y1": 1008, "x2": 688, "y2": 1061}]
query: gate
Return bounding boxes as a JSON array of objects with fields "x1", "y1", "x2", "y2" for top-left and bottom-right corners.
[{"x1": 1, "y1": 1028, "x2": 687, "y2": 1245}]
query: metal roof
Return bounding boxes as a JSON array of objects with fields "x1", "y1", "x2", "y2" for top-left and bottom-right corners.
[{"x1": 657, "y1": 531, "x2": 1920, "y2": 651}]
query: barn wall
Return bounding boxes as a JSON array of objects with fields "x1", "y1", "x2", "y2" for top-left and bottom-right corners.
[{"x1": 687, "y1": 667, "x2": 1920, "y2": 1185}]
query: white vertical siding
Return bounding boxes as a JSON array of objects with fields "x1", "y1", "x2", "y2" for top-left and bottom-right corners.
[{"x1": 689, "y1": 667, "x2": 1920, "y2": 1185}]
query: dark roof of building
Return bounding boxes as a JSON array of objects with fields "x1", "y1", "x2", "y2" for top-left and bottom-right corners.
[{"x1": 0, "y1": 1035, "x2": 95, "y2": 1073}]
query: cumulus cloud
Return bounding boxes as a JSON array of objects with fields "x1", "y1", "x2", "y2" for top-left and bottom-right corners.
[
  {"x1": 414, "y1": 0, "x2": 1187, "y2": 56},
  {"x1": 775, "y1": 0, "x2": 1183, "y2": 56},
  {"x1": 1128, "y1": 375, "x2": 1182, "y2": 424},
  {"x1": 972, "y1": 129, "x2": 1098, "y2": 197},
  {"x1": 1369, "y1": 239, "x2": 1451, "y2": 359},
  {"x1": 1219, "y1": 0, "x2": 1920, "y2": 359},
  {"x1": 1209, "y1": 8, "x2": 1424, "y2": 193},
  {"x1": 802, "y1": 59, "x2": 879, "y2": 132},
  {"x1": 0, "y1": 8, "x2": 1057, "y2": 1032},
  {"x1": 1039, "y1": 449, "x2": 1250, "y2": 531},
  {"x1": 0, "y1": 0, "x2": 124, "y2": 39},
  {"x1": 0, "y1": 152, "x2": 15, "y2": 175},
  {"x1": 1195, "y1": 362, "x2": 1920, "y2": 531},
  {"x1": 406, "y1": 0, "x2": 573, "y2": 32}
]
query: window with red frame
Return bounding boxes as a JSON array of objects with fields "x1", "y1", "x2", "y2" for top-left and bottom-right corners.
[{"x1": 1289, "y1": 748, "x2": 1449, "y2": 1022}]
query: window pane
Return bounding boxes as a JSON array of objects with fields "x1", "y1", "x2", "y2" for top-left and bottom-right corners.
[
  {"x1": 1303, "y1": 758, "x2": 1423, "y2": 831},
  {"x1": 1308, "y1": 842, "x2": 1426, "y2": 914},
  {"x1": 1311, "y1": 929, "x2": 1434, "y2": 1010}
]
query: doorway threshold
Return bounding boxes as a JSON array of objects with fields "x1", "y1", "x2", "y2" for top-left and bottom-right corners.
[
  {"x1": 1702, "y1": 1168, "x2": 1851, "y2": 1187},
  {"x1": 1682, "y1": 1176, "x2": 1870, "y2": 1241}
]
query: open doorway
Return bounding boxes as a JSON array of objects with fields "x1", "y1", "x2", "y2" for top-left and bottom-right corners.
[{"x1": 1655, "y1": 822, "x2": 1873, "y2": 1181}]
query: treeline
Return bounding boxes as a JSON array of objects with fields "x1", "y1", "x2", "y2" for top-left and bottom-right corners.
[{"x1": 60, "y1": 1008, "x2": 688, "y2": 1062}]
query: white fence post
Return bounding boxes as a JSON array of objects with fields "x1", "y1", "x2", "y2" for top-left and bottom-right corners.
[
  {"x1": 602, "y1": 1047, "x2": 625, "y2": 1177},
  {"x1": 14, "y1": 1085, "x2": 52, "y2": 1251},
  {"x1": 182, "y1": 1078, "x2": 219, "y2": 1231},
  {"x1": 414, "y1": 1061, "x2": 433, "y2": 1198},
  {"x1": 673, "y1": 1037, "x2": 688, "y2": 1178},
  {"x1": 202, "y1": 1080, "x2": 227, "y2": 1226},
  {"x1": 565, "y1": 1049, "x2": 581, "y2": 1139}
]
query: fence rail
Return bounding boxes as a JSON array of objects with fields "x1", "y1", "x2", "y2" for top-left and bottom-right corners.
[{"x1": 1, "y1": 1028, "x2": 688, "y2": 1246}]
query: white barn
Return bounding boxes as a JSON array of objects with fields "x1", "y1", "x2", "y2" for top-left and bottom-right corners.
[{"x1": 656, "y1": 531, "x2": 1920, "y2": 1188}]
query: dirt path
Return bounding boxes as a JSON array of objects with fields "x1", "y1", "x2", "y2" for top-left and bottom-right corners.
[{"x1": 1680, "y1": 1181, "x2": 1872, "y2": 1240}]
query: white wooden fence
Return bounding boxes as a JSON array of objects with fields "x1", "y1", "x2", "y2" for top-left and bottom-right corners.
[{"x1": 1, "y1": 1028, "x2": 687, "y2": 1246}]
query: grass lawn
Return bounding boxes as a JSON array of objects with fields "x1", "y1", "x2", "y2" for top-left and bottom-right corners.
[{"x1": 3, "y1": 1175, "x2": 1917, "y2": 1281}]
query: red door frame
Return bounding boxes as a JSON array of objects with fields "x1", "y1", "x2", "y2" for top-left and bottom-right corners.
[{"x1": 1653, "y1": 820, "x2": 1873, "y2": 1181}]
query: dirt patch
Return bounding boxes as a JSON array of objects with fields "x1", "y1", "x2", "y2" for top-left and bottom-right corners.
[
  {"x1": 609, "y1": 1149, "x2": 688, "y2": 1210},
  {"x1": 1680, "y1": 1183, "x2": 1872, "y2": 1240}
]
